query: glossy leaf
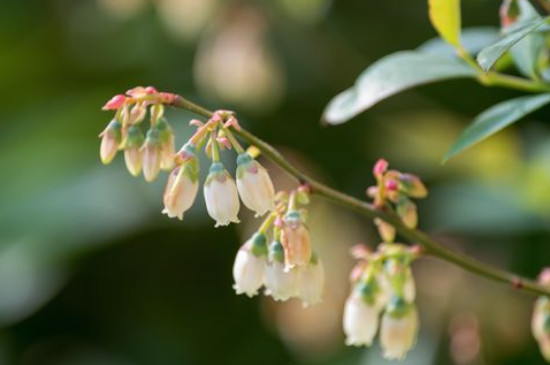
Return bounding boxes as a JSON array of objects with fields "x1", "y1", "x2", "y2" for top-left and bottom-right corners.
[
  {"x1": 428, "y1": 0, "x2": 461, "y2": 47},
  {"x1": 509, "y1": 0, "x2": 545, "y2": 79},
  {"x1": 444, "y1": 94, "x2": 550, "y2": 162},
  {"x1": 323, "y1": 51, "x2": 477, "y2": 125},
  {"x1": 477, "y1": 17, "x2": 548, "y2": 72},
  {"x1": 419, "y1": 27, "x2": 500, "y2": 57}
]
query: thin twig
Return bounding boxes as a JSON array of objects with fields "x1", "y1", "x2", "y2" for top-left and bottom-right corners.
[{"x1": 169, "y1": 94, "x2": 550, "y2": 297}]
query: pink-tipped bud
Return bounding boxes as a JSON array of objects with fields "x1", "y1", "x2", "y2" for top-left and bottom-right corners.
[
  {"x1": 99, "y1": 120, "x2": 122, "y2": 164},
  {"x1": 373, "y1": 158, "x2": 389, "y2": 178},
  {"x1": 385, "y1": 179, "x2": 398, "y2": 191},
  {"x1": 102, "y1": 95, "x2": 126, "y2": 110},
  {"x1": 145, "y1": 86, "x2": 158, "y2": 94}
]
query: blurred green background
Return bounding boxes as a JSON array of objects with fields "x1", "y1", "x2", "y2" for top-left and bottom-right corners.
[{"x1": 2, "y1": 0, "x2": 550, "y2": 364}]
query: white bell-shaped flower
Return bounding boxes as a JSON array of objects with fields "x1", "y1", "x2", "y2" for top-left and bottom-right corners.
[
  {"x1": 204, "y1": 162, "x2": 240, "y2": 227},
  {"x1": 343, "y1": 277, "x2": 388, "y2": 347},
  {"x1": 380, "y1": 297, "x2": 419, "y2": 360},
  {"x1": 343, "y1": 294, "x2": 380, "y2": 347},
  {"x1": 236, "y1": 153, "x2": 275, "y2": 217},
  {"x1": 233, "y1": 233, "x2": 268, "y2": 297},
  {"x1": 162, "y1": 165, "x2": 199, "y2": 220},
  {"x1": 264, "y1": 241, "x2": 298, "y2": 301},
  {"x1": 297, "y1": 254, "x2": 324, "y2": 307}
]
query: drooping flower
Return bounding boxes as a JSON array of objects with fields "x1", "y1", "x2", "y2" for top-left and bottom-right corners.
[
  {"x1": 264, "y1": 240, "x2": 298, "y2": 301},
  {"x1": 204, "y1": 162, "x2": 240, "y2": 227},
  {"x1": 297, "y1": 254, "x2": 324, "y2": 307},
  {"x1": 380, "y1": 295, "x2": 419, "y2": 360},
  {"x1": 123, "y1": 124, "x2": 145, "y2": 176},
  {"x1": 236, "y1": 152, "x2": 275, "y2": 216},
  {"x1": 233, "y1": 233, "x2": 268, "y2": 297},
  {"x1": 343, "y1": 275, "x2": 387, "y2": 346},
  {"x1": 99, "y1": 120, "x2": 122, "y2": 164},
  {"x1": 162, "y1": 149, "x2": 199, "y2": 220},
  {"x1": 142, "y1": 127, "x2": 162, "y2": 182},
  {"x1": 280, "y1": 210, "x2": 312, "y2": 271},
  {"x1": 532, "y1": 268, "x2": 550, "y2": 362},
  {"x1": 383, "y1": 258, "x2": 416, "y2": 303},
  {"x1": 157, "y1": 118, "x2": 175, "y2": 171}
]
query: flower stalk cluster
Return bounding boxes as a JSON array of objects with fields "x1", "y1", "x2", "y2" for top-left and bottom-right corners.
[
  {"x1": 233, "y1": 188, "x2": 325, "y2": 307},
  {"x1": 343, "y1": 160, "x2": 426, "y2": 360}
]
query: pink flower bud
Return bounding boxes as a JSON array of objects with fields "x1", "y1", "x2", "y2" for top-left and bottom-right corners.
[
  {"x1": 373, "y1": 158, "x2": 389, "y2": 178},
  {"x1": 102, "y1": 95, "x2": 126, "y2": 110}
]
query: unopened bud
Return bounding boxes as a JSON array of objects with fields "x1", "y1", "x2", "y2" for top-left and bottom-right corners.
[
  {"x1": 396, "y1": 197, "x2": 418, "y2": 229},
  {"x1": 142, "y1": 128, "x2": 162, "y2": 182},
  {"x1": 398, "y1": 173, "x2": 428, "y2": 198},
  {"x1": 99, "y1": 120, "x2": 122, "y2": 164},
  {"x1": 123, "y1": 125, "x2": 145, "y2": 176},
  {"x1": 374, "y1": 218, "x2": 396, "y2": 243}
]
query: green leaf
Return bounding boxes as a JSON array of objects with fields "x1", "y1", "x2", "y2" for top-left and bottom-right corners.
[
  {"x1": 477, "y1": 17, "x2": 548, "y2": 72},
  {"x1": 418, "y1": 27, "x2": 500, "y2": 58},
  {"x1": 444, "y1": 94, "x2": 550, "y2": 162},
  {"x1": 509, "y1": 0, "x2": 545, "y2": 79},
  {"x1": 323, "y1": 51, "x2": 477, "y2": 125},
  {"x1": 428, "y1": 0, "x2": 462, "y2": 47}
]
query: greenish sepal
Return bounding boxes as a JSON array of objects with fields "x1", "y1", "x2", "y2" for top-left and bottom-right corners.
[
  {"x1": 156, "y1": 118, "x2": 173, "y2": 142},
  {"x1": 385, "y1": 295, "x2": 412, "y2": 319},
  {"x1": 106, "y1": 120, "x2": 122, "y2": 140},
  {"x1": 182, "y1": 142, "x2": 197, "y2": 156},
  {"x1": 309, "y1": 252, "x2": 319, "y2": 265},
  {"x1": 145, "y1": 127, "x2": 160, "y2": 144},
  {"x1": 251, "y1": 233, "x2": 268, "y2": 257},
  {"x1": 205, "y1": 162, "x2": 227, "y2": 185},
  {"x1": 285, "y1": 210, "x2": 302, "y2": 222},
  {"x1": 356, "y1": 278, "x2": 379, "y2": 306},
  {"x1": 543, "y1": 312, "x2": 550, "y2": 334},
  {"x1": 236, "y1": 152, "x2": 253, "y2": 166},
  {"x1": 269, "y1": 241, "x2": 285, "y2": 263},
  {"x1": 126, "y1": 125, "x2": 145, "y2": 148},
  {"x1": 183, "y1": 162, "x2": 199, "y2": 183}
]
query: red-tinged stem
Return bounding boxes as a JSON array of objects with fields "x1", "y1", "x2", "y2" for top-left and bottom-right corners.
[{"x1": 169, "y1": 94, "x2": 550, "y2": 297}]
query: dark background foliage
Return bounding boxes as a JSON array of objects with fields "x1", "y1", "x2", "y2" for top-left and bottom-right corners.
[{"x1": 2, "y1": 0, "x2": 550, "y2": 364}]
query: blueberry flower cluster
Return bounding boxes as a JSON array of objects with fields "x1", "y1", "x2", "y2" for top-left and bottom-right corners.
[
  {"x1": 343, "y1": 159, "x2": 427, "y2": 360},
  {"x1": 99, "y1": 88, "x2": 436, "y2": 360},
  {"x1": 233, "y1": 188, "x2": 325, "y2": 307}
]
